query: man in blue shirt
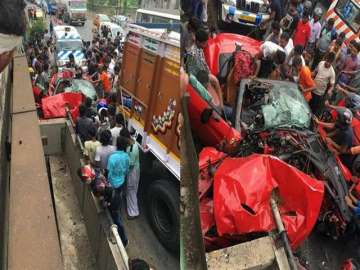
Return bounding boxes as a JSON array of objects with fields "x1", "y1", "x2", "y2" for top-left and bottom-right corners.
[
  {"x1": 107, "y1": 136, "x2": 129, "y2": 189},
  {"x1": 106, "y1": 136, "x2": 130, "y2": 247}
]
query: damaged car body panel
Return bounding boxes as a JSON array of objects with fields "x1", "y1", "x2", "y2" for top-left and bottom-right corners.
[
  {"x1": 204, "y1": 33, "x2": 261, "y2": 76},
  {"x1": 41, "y1": 91, "x2": 83, "y2": 119},
  {"x1": 234, "y1": 79, "x2": 352, "y2": 228},
  {"x1": 198, "y1": 150, "x2": 324, "y2": 250},
  {"x1": 196, "y1": 78, "x2": 355, "y2": 251},
  {"x1": 187, "y1": 83, "x2": 242, "y2": 149}
]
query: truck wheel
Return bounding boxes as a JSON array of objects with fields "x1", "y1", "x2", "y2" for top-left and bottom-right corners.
[{"x1": 147, "y1": 179, "x2": 179, "y2": 254}]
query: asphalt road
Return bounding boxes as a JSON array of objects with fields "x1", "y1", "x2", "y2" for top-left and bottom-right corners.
[{"x1": 72, "y1": 13, "x2": 95, "y2": 42}]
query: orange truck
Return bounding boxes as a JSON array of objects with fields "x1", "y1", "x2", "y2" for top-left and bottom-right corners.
[{"x1": 118, "y1": 25, "x2": 180, "y2": 253}]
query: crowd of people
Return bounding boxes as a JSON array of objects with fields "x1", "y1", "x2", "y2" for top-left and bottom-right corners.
[
  {"x1": 23, "y1": 8, "x2": 145, "y2": 257},
  {"x1": 26, "y1": 13, "x2": 124, "y2": 101},
  {"x1": 77, "y1": 102, "x2": 141, "y2": 249},
  {"x1": 181, "y1": 2, "x2": 360, "y2": 214}
]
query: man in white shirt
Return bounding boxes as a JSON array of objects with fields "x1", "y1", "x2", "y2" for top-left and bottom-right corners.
[
  {"x1": 111, "y1": 113, "x2": 125, "y2": 146},
  {"x1": 279, "y1": 32, "x2": 294, "y2": 58},
  {"x1": 95, "y1": 130, "x2": 116, "y2": 171},
  {"x1": 307, "y1": 7, "x2": 323, "y2": 52},
  {"x1": 310, "y1": 52, "x2": 336, "y2": 115},
  {"x1": 255, "y1": 41, "x2": 286, "y2": 78}
]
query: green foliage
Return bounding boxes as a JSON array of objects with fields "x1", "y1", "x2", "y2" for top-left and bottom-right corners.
[{"x1": 28, "y1": 19, "x2": 46, "y2": 42}]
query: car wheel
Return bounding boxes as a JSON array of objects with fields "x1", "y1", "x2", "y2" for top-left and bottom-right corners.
[{"x1": 147, "y1": 179, "x2": 179, "y2": 254}]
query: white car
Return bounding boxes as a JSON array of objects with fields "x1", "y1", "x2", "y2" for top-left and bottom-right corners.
[
  {"x1": 219, "y1": 0, "x2": 270, "y2": 29},
  {"x1": 111, "y1": 15, "x2": 129, "y2": 28}
]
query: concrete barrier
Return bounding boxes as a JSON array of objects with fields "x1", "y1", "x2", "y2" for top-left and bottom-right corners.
[
  {"x1": 40, "y1": 119, "x2": 128, "y2": 270},
  {"x1": 8, "y1": 56, "x2": 63, "y2": 270}
]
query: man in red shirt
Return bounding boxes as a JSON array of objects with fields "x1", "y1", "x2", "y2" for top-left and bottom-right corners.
[{"x1": 293, "y1": 11, "x2": 311, "y2": 48}]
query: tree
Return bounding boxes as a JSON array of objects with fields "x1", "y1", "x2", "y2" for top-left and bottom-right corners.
[{"x1": 28, "y1": 18, "x2": 45, "y2": 43}]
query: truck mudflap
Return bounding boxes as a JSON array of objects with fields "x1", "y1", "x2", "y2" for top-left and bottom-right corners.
[{"x1": 199, "y1": 149, "x2": 324, "y2": 251}]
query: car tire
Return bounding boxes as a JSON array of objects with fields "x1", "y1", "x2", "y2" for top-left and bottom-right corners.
[{"x1": 147, "y1": 179, "x2": 179, "y2": 254}]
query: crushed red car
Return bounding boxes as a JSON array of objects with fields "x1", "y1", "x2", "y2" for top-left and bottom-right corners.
[
  {"x1": 199, "y1": 149, "x2": 324, "y2": 250},
  {"x1": 187, "y1": 33, "x2": 260, "y2": 150},
  {"x1": 186, "y1": 32, "x2": 357, "y2": 251},
  {"x1": 33, "y1": 70, "x2": 97, "y2": 119}
]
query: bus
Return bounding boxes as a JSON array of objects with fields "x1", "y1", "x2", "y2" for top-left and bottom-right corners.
[
  {"x1": 326, "y1": 0, "x2": 360, "y2": 43},
  {"x1": 135, "y1": 8, "x2": 180, "y2": 32}
]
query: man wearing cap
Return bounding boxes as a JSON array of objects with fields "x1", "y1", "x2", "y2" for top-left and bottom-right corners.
[
  {"x1": 315, "y1": 108, "x2": 355, "y2": 170},
  {"x1": 0, "y1": 0, "x2": 26, "y2": 74}
]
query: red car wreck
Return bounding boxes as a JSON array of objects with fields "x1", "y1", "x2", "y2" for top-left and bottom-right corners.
[
  {"x1": 199, "y1": 150, "x2": 324, "y2": 251},
  {"x1": 186, "y1": 32, "x2": 357, "y2": 253}
]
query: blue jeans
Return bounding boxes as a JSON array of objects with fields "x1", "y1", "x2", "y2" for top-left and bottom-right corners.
[
  {"x1": 110, "y1": 209, "x2": 128, "y2": 246},
  {"x1": 110, "y1": 186, "x2": 128, "y2": 246}
]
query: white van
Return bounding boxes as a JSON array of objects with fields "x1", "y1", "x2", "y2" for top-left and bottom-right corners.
[
  {"x1": 53, "y1": 25, "x2": 86, "y2": 68},
  {"x1": 100, "y1": 21, "x2": 125, "y2": 42}
]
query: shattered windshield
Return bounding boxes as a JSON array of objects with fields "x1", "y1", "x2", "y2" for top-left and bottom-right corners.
[
  {"x1": 238, "y1": 80, "x2": 311, "y2": 131},
  {"x1": 65, "y1": 79, "x2": 97, "y2": 99},
  {"x1": 262, "y1": 83, "x2": 311, "y2": 129},
  {"x1": 58, "y1": 40, "x2": 82, "y2": 51}
]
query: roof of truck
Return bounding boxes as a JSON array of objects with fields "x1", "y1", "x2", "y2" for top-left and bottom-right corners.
[
  {"x1": 136, "y1": 8, "x2": 180, "y2": 19},
  {"x1": 127, "y1": 24, "x2": 179, "y2": 46}
]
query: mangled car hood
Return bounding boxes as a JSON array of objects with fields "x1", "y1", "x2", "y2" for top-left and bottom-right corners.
[
  {"x1": 200, "y1": 149, "x2": 324, "y2": 249},
  {"x1": 42, "y1": 92, "x2": 83, "y2": 119}
]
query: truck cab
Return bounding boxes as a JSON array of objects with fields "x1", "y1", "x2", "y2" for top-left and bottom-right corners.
[
  {"x1": 64, "y1": 0, "x2": 87, "y2": 26},
  {"x1": 53, "y1": 25, "x2": 86, "y2": 69}
]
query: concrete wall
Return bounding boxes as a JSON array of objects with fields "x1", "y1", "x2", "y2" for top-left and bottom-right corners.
[
  {"x1": 39, "y1": 118, "x2": 66, "y2": 155},
  {"x1": 8, "y1": 56, "x2": 63, "y2": 270}
]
